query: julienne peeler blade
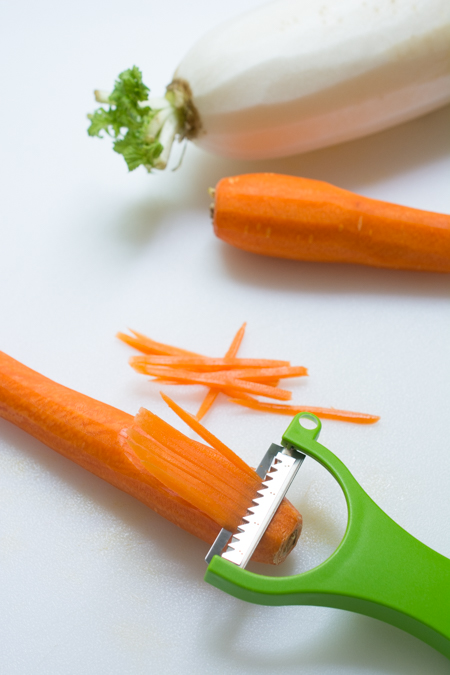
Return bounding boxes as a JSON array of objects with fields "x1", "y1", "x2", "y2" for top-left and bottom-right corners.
[{"x1": 205, "y1": 443, "x2": 305, "y2": 568}]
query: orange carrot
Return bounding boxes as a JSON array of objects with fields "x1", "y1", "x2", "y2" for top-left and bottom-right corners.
[
  {"x1": 212, "y1": 174, "x2": 450, "y2": 273},
  {"x1": 196, "y1": 322, "x2": 246, "y2": 420},
  {"x1": 230, "y1": 396, "x2": 380, "y2": 424},
  {"x1": 0, "y1": 351, "x2": 301, "y2": 564}
]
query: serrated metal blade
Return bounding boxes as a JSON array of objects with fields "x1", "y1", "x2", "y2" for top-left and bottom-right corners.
[
  {"x1": 205, "y1": 443, "x2": 305, "y2": 566},
  {"x1": 221, "y1": 448, "x2": 305, "y2": 568}
]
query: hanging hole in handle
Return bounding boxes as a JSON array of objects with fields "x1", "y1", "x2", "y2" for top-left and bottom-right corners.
[{"x1": 298, "y1": 413, "x2": 320, "y2": 431}]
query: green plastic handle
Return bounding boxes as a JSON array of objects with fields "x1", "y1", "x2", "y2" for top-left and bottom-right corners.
[{"x1": 205, "y1": 413, "x2": 450, "y2": 659}]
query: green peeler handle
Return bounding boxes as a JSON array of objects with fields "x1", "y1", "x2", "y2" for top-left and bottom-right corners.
[{"x1": 205, "y1": 414, "x2": 450, "y2": 659}]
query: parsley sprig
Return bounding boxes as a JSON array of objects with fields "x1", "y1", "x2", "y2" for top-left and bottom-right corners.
[{"x1": 87, "y1": 67, "x2": 166, "y2": 172}]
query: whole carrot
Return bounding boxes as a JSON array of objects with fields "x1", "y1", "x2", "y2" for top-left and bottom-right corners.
[
  {"x1": 0, "y1": 351, "x2": 301, "y2": 564},
  {"x1": 212, "y1": 174, "x2": 450, "y2": 273}
]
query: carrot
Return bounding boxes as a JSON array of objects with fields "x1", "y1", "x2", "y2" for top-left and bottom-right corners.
[
  {"x1": 0, "y1": 351, "x2": 301, "y2": 564},
  {"x1": 212, "y1": 174, "x2": 450, "y2": 273},
  {"x1": 230, "y1": 396, "x2": 380, "y2": 424},
  {"x1": 196, "y1": 322, "x2": 246, "y2": 420}
]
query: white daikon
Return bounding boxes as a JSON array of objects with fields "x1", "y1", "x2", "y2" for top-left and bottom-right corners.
[{"x1": 88, "y1": 0, "x2": 450, "y2": 171}]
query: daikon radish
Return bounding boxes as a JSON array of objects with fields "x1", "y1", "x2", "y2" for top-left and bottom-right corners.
[{"x1": 88, "y1": 0, "x2": 450, "y2": 171}]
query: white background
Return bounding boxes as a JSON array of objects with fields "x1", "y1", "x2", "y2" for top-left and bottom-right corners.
[{"x1": 0, "y1": 1, "x2": 449, "y2": 673}]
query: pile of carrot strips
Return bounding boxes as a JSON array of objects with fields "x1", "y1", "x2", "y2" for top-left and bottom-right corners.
[{"x1": 117, "y1": 326, "x2": 379, "y2": 424}]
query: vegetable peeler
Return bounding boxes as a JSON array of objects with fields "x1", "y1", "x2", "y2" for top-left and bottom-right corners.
[{"x1": 204, "y1": 413, "x2": 450, "y2": 659}]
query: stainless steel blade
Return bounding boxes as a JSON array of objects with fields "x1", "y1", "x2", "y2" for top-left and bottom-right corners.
[
  {"x1": 205, "y1": 444, "x2": 284, "y2": 564},
  {"x1": 221, "y1": 447, "x2": 305, "y2": 568}
]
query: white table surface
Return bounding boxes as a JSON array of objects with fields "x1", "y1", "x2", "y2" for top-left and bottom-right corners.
[{"x1": 1, "y1": 1, "x2": 449, "y2": 673}]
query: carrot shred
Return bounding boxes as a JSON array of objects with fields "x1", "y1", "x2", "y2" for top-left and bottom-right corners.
[
  {"x1": 128, "y1": 362, "x2": 293, "y2": 400},
  {"x1": 127, "y1": 436, "x2": 239, "y2": 527},
  {"x1": 128, "y1": 428, "x2": 253, "y2": 509},
  {"x1": 196, "y1": 322, "x2": 246, "y2": 420},
  {"x1": 229, "y1": 396, "x2": 380, "y2": 424},
  {"x1": 124, "y1": 355, "x2": 289, "y2": 371},
  {"x1": 130, "y1": 359, "x2": 303, "y2": 383},
  {"x1": 129, "y1": 407, "x2": 261, "y2": 531},
  {"x1": 133, "y1": 408, "x2": 258, "y2": 491},
  {"x1": 160, "y1": 392, "x2": 255, "y2": 478},
  {"x1": 223, "y1": 366, "x2": 307, "y2": 381},
  {"x1": 117, "y1": 330, "x2": 199, "y2": 357},
  {"x1": 119, "y1": 326, "x2": 378, "y2": 425}
]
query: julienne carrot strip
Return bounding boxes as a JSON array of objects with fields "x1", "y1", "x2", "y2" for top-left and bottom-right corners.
[
  {"x1": 195, "y1": 322, "x2": 246, "y2": 420},
  {"x1": 118, "y1": 327, "x2": 377, "y2": 426},
  {"x1": 0, "y1": 351, "x2": 302, "y2": 564},
  {"x1": 127, "y1": 421, "x2": 258, "y2": 512},
  {"x1": 229, "y1": 396, "x2": 380, "y2": 424},
  {"x1": 124, "y1": 355, "x2": 289, "y2": 371},
  {"x1": 118, "y1": 325, "x2": 301, "y2": 419},
  {"x1": 127, "y1": 433, "x2": 241, "y2": 527},
  {"x1": 160, "y1": 392, "x2": 255, "y2": 478},
  {"x1": 129, "y1": 359, "x2": 304, "y2": 385},
  {"x1": 127, "y1": 426, "x2": 254, "y2": 510},
  {"x1": 212, "y1": 174, "x2": 450, "y2": 273},
  {"x1": 128, "y1": 363, "x2": 293, "y2": 400},
  {"x1": 151, "y1": 378, "x2": 280, "y2": 388},
  {"x1": 195, "y1": 390, "x2": 221, "y2": 421},
  {"x1": 117, "y1": 330, "x2": 200, "y2": 357},
  {"x1": 133, "y1": 407, "x2": 258, "y2": 496},
  {"x1": 224, "y1": 366, "x2": 307, "y2": 381},
  {"x1": 135, "y1": 364, "x2": 292, "y2": 390}
]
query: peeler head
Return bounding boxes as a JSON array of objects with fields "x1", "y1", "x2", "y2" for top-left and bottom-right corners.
[{"x1": 204, "y1": 412, "x2": 359, "y2": 601}]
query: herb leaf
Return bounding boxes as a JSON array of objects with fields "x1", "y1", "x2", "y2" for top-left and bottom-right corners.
[{"x1": 87, "y1": 66, "x2": 163, "y2": 172}]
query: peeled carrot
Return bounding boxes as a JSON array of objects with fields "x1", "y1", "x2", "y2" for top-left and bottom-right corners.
[
  {"x1": 230, "y1": 396, "x2": 380, "y2": 424},
  {"x1": 212, "y1": 174, "x2": 450, "y2": 273},
  {"x1": 0, "y1": 351, "x2": 301, "y2": 564}
]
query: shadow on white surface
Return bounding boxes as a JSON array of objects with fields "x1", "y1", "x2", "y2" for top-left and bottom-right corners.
[
  {"x1": 199, "y1": 599, "x2": 449, "y2": 674},
  {"x1": 218, "y1": 248, "x2": 450, "y2": 300}
]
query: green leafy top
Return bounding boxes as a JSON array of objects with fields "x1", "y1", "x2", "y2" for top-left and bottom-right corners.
[{"x1": 87, "y1": 66, "x2": 165, "y2": 172}]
